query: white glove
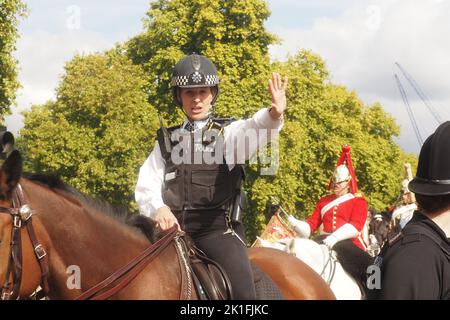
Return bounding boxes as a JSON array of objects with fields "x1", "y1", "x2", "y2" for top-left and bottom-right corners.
[
  {"x1": 323, "y1": 223, "x2": 360, "y2": 249},
  {"x1": 287, "y1": 215, "x2": 311, "y2": 238},
  {"x1": 323, "y1": 235, "x2": 338, "y2": 249}
]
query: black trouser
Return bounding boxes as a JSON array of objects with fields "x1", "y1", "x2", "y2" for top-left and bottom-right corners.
[
  {"x1": 192, "y1": 229, "x2": 256, "y2": 300},
  {"x1": 176, "y1": 210, "x2": 256, "y2": 300}
]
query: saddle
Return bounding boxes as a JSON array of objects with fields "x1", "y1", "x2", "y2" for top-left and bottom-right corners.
[
  {"x1": 181, "y1": 236, "x2": 284, "y2": 300},
  {"x1": 182, "y1": 237, "x2": 233, "y2": 300}
]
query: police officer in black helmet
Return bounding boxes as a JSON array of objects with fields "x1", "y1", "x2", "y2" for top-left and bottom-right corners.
[
  {"x1": 371, "y1": 121, "x2": 450, "y2": 300},
  {"x1": 135, "y1": 53, "x2": 288, "y2": 299}
]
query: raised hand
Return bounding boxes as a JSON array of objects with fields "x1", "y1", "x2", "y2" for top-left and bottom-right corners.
[{"x1": 268, "y1": 72, "x2": 288, "y2": 119}]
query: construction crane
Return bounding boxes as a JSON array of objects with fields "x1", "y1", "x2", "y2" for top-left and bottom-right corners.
[
  {"x1": 394, "y1": 74, "x2": 424, "y2": 146},
  {"x1": 395, "y1": 62, "x2": 443, "y2": 124}
]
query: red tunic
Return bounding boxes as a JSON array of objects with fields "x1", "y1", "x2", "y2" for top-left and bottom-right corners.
[{"x1": 306, "y1": 193, "x2": 368, "y2": 250}]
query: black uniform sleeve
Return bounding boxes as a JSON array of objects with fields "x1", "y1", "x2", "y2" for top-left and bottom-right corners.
[{"x1": 378, "y1": 237, "x2": 442, "y2": 300}]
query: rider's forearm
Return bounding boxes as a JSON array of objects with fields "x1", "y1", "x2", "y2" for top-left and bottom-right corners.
[
  {"x1": 330, "y1": 223, "x2": 359, "y2": 241},
  {"x1": 224, "y1": 108, "x2": 283, "y2": 164}
]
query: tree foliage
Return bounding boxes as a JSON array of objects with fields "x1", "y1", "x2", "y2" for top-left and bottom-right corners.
[
  {"x1": 0, "y1": 0, "x2": 26, "y2": 118},
  {"x1": 19, "y1": 51, "x2": 159, "y2": 208}
]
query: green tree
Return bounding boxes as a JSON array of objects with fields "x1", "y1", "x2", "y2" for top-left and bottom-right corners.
[
  {"x1": 126, "y1": 0, "x2": 278, "y2": 124},
  {"x1": 19, "y1": 51, "x2": 159, "y2": 209},
  {"x1": 0, "y1": 0, "x2": 26, "y2": 118}
]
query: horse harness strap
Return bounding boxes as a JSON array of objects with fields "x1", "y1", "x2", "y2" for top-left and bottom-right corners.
[
  {"x1": 74, "y1": 227, "x2": 179, "y2": 300},
  {"x1": 0, "y1": 184, "x2": 50, "y2": 300},
  {"x1": 173, "y1": 236, "x2": 194, "y2": 300},
  {"x1": 320, "y1": 248, "x2": 337, "y2": 285}
]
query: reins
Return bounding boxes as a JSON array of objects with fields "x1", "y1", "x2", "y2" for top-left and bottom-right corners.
[{"x1": 74, "y1": 226, "x2": 179, "y2": 300}]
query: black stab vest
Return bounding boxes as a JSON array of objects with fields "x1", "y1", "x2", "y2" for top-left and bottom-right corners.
[{"x1": 157, "y1": 119, "x2": 244, "y2": 213}]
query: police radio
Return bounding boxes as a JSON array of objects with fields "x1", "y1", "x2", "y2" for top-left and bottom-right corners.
[
  {"x1": 230, "y1": 166, "x2": 246, "y2": 223},
  {"x1": 230, "y1": 190, "x2": 246, "y2": 223},
  {"x1": 157, "y1": 114, "x2": 172, "y2": 154}
]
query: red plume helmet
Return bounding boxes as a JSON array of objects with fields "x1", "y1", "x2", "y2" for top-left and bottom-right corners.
[{"x1": 327, "y1": 145, "x2": 358, "y2": 194}]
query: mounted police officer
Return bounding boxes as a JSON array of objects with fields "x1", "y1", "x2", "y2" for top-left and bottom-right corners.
[
  {"x1": 372, "y1": 121, "x2": 450, "y2": 300},
  {"x1": 135, "y1": 53, "x2": 288, "y2": 299}
]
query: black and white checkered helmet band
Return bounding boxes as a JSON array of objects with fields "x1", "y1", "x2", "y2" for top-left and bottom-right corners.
[{"x1": 172, "y1": 74, "x2": 219, "y2": 87}]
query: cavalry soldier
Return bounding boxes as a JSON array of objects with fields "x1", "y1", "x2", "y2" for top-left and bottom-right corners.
[
  {"x1": 288, "y1": 145, "x2": 368, "y2": 250},
  {"x1": 135, "y1": 53, "x2": 288, "y2": 299},
  {"x1": 391, "y1": 163, "x2": 417, "y2": 229},
  {"x1": 373, "y1": 121, "x2": 450, "y2": 300},
  {"x1": 288, "y1": 145, "x2": 373, "y2": 285}
]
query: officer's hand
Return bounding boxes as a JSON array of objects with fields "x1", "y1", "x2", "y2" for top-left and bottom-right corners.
[
  {"x1": 154, "y1": 206, "x2": 181, "y2": 231},
  {"x1": 268, "y1": 72, "x2": 288, "y2": 120},
  {"x1": 323, "y1": 235, "x2": 338, "y2": 250}
]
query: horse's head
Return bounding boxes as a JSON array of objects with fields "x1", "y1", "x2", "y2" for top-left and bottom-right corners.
[
  {"x1": 0, "y1": 151, "x2": 46, "y2": 300},
  {"x1": 0, "y1": 150, "x2": 22, "y2": 202},
  {"x1": 368, "y1": 211, "x2": 392, "y2": 246}
]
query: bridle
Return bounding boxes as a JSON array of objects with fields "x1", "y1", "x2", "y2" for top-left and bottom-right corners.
[{"x1": 0, "y1": 184, "x2": 49, "y2": 300}]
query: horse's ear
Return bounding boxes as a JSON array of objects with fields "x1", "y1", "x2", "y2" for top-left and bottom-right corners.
[{"x1": 0, "y1": 150, "x2": 22, "y2": 198}]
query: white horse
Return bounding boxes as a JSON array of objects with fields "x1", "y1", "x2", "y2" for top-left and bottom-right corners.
[{"x1": 256, "y1": 237, "x2": 362, "y2": 300}]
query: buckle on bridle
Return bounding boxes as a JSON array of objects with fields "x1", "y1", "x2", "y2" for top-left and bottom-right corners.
[
  {"x1": 35, "y1": 244, "x2": 47, "y2": 260},
  {"x1": 13, "y1": 215, "x2": 21, "y2": 228}
]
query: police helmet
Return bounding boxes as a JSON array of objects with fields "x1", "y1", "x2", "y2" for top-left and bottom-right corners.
[
  {"x1": 171, "y1": 53, "x2": 220, "y2": 106},
  {"x1": 409, "y1": 121, "x2": 450, "y2": 195}
]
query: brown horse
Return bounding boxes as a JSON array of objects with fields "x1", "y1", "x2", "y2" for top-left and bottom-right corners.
[{"x1": 0, "y1": 150, "x2": 335, "y2": 300}]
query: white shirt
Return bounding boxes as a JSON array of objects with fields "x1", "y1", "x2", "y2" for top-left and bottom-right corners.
[{"x1": 135, "y1": 108, "x2": 283, "y2": 220}]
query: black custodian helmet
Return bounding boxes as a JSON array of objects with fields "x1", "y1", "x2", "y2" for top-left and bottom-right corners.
[
  {"x1": 171, "y1": 53, "x2": 220, "y2": 106},
  {"x1": 408, "y1": 121, "x2": 450, "y2": 196}
]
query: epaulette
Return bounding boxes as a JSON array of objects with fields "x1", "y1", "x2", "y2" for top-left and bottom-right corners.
[
  {"x1": 387, "y1": 231, "x2": 403, "y2": 246},
  {"x1": 401, "y1": 233, "x2": 421, "y2": 245},
  {"x1": 203, "y1": 117, "x2": 235, "y2": 134},
  {"x1": 156, "y1": 124, "x2": 182, "y2": 160},
  {"x1": 210, "y1": 117, "x2": 236, "y2": 127},
  {"x1": 155, "y1": 124, "x2": 181, "y2": 137},
  {"x1": 167, "y1": 124, "x2": 182, "y2": 132}
]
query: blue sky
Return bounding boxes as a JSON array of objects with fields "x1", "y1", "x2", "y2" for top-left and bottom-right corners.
[{"x1": 5, "y1": 0, "x2": 450, "y2": 154}]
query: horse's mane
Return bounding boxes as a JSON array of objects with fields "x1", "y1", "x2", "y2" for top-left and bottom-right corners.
[{"x1": 22, "y1": 173, "x2": 159, "y2": 243}]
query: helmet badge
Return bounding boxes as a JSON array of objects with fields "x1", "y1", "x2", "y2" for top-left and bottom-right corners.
[
  {"x1": 191, "y1": 72, "x2": 203, "y2": 83},
  {"x1": 191, "y1": 54, "x2": 201, "y2": 71},
  {"x1": 190, "y1": 54, "x2": 203, "y2": 83}
]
